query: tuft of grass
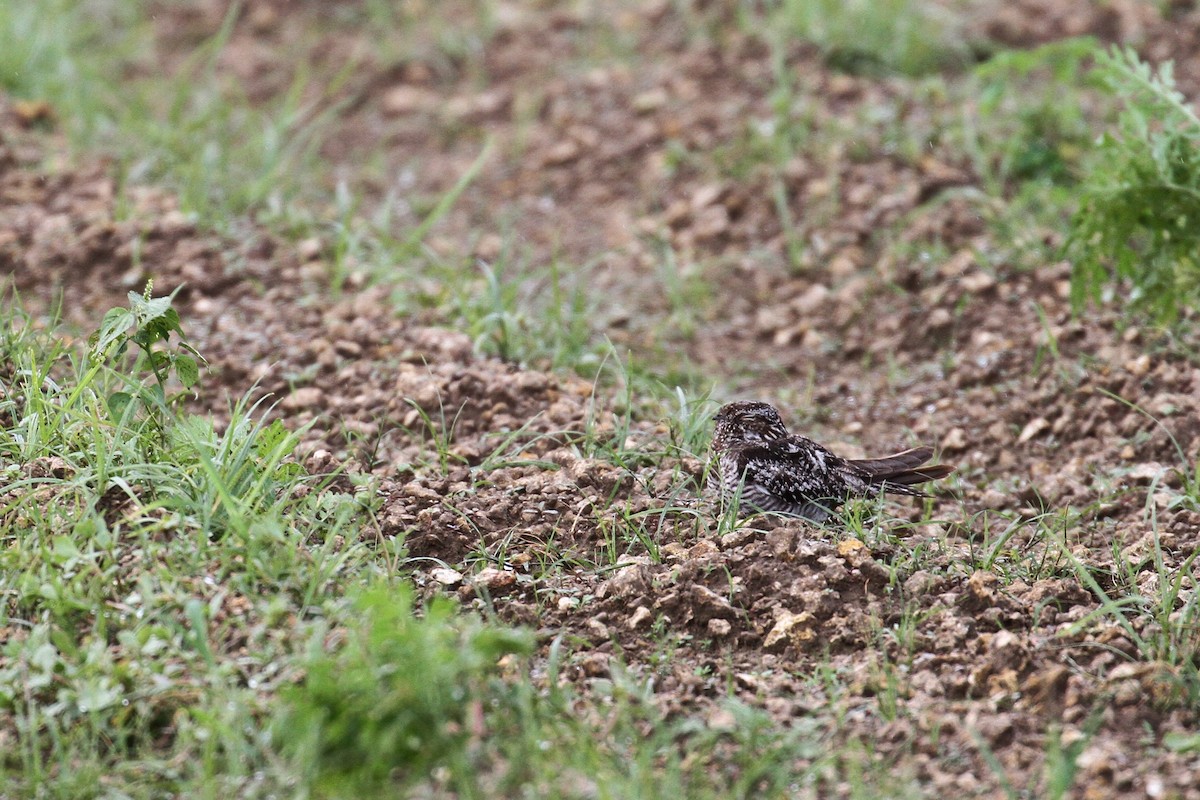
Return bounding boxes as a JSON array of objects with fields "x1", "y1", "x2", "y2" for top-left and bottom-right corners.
[
  {"x1": 1067, "y1": 47, "x2": 1200, "y2": 322},
  {"x1": 969, "y1": 38, "x2": 1098, "y2": 190},
  {"x1": 1060, "y1": 525, "x2": 1200, "y2": 712},
  {"x1": 772, "y1": 0, "x2": 974, "y2": 77},
  {"x1": 279, "y1": 583, "x2": 839, "y2": 798},
  {"x1": 277, "y1": 580, "x2": 535, "y2": 794}
]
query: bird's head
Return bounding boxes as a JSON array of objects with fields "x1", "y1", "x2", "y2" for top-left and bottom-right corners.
[{"x1": 712, "y1": 401, "x2": 790, "y2": 450}]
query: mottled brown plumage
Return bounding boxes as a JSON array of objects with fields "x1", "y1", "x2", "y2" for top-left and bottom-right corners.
[{"x1": 710, "y1": 401, "x2": 954, "y2": 522}]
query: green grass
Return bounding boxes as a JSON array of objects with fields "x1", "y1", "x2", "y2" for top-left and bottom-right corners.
[
  {"x1": 771, "y1": 0, "x2": 975, "y2": 77},
  {"x1": 1068, "y1": 46, "x2": 1200, "y2": 322},
  {"x1": 1062, "y1": 525, "x2": 1200, "y2": 711},
  {"x1": 3, "y1": 0, "x2": 713, "y2": 390},
  {"x1": 0, "y1": 294, "x2": 383, "y2": 796}
]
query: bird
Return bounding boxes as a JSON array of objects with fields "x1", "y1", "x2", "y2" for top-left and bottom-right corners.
[{"x1": 710, "y1": 400, "x2": 954, "y2": 523}]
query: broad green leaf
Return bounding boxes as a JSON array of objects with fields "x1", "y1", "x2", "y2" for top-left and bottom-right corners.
[
  {"x1": 91, "y1": 307, "x2": 134, "y2": 359},
  {"x1": 148, "y1": 350, "x2": 172, "y2": 373},
  {"x1": 106, "y1": 391, "x2": 134, "y2": 422},
  {"x1": 129, "y1": 291, "x2": 172, "y2": 326},
  {"x1": 175, "y1": 354, "x2": 200, "y2": 387},
  {"x1": 1164, "y1": 732, "x2": 1200, "y2": 753}
]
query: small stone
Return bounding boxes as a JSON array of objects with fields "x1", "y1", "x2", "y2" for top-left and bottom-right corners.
[
  {"x1": 544, "y1": 140, "x2": 580, "y2": 165},
  {"x1": 691, "y1": 204, "x2": 729, "y2": 240},
  {"x1": 960, "y1": 570, "x2": 999, "y2": 612},
  {"x1": 660, "y1": 542, "x2": 689, "y2": 560},
  {"x1": 474, "y1": 232, "x2": 504, "y2": 262},
  {"x1": 905, "y1": 570, "x2": 940, "y2": 596},
  {"x1": 1125, "y1": 354, "x2": 1151, "y2": 377},
  {"x1": 690, "y1": 584, "x2": 733, "y2": 616},
  {"x1": 763, "y1": 610, "x2": 815, "y2": 652},
  {"x1": 431, "y1": 567, "x2": 463, "y2": 586},
  {"x1": 1017, "y1": 417, "x2": 1049, "y2": 443},
  {"x1": 1126, "y1": 463, "x2": 1164, "y2": 483},
  {"x1": 628, "y1": 605, "x2": 653, "y2": 630},
  {"x1": 961, "y1": 270, "x2": 996, "y2": 292},
  {"x1": 791, "y1": 284, "x2": 830, "y2": 315},
  {"x1": 580, "y1": 652, "x2": 609, "y2": 677},
  {"x1": 632, "y1": 88, "x2": 668, "y2": 112},
  {"x1": 557, "y1": 596, "x2": 580, "y2": 612},
  {"x1": 297, "y1": 237, "x2": 323, "y2": 261},
  {"x1": 26, "y1": 456, "x2": 70, "y2": 479},
  {"x1": 586, "y1": 618, "x2": 610, "y2": 641},
  {"x1": 472, "y1": 567, "x2": 516, "y2": 593},
  {"x1": 706, "y1": 707, "x2": 737, "y2": 732},
  {"x1": 690, "y1": 183, "x2": 724, "y2": 210},
  {"x1": 734, "y1": 673, "x2": 760, "y2": 692},
  {"x1": 940, "y1": 427, "x2": 968, "y2": 452},
  {"x1": 282, "y1": 387, "x2": 324, "y2": 410},
  {"x1": 381, "y1": 85, "x2": 433, "y2": 116},
  {"x1": 720, "y1": 528, "x2": 757, "y2": 550},
  {"x1": 707, "y1": 618, "x2": 732, "y2": 638},
  {"x1": 928, "y1": 308, "x2": 953, "y2": 332},
  {"x1": 597, "y1": 557, "x2": 652, "y2": 598},
  {"x1": 837, "y1": 538, "x2": 867, "y2": 558}
]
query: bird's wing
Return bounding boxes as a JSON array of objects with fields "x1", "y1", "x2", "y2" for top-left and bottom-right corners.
[
  {"x1": 848, "y1": 446, "x2": 933, "y2": 477},
  {"x1": 737, "y1": 437, "x2": 863, "y2": 504}
]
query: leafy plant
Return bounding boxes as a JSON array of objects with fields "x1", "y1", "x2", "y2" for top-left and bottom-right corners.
[
  {"x1": 1067, "y1": 47, "x2": 1200, "y2": 321},
  {"x1": 773, "y1": 0, "x2": 973, "y2": 77},
  {"x1": 88, "y1": 282, "x2": 202, "y2": 446},
  {"x1": 277, "y1": 582, "x2": 534, "y2": 793}
]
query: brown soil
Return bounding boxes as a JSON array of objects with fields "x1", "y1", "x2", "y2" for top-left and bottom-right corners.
[{"x1": 5, "y1": 1, "x2": 1200, "y2": 796}]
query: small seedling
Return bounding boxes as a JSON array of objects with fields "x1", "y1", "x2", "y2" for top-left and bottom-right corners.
[{"x1": 87, "y1": 282, "x2": 203, "y2": 449}]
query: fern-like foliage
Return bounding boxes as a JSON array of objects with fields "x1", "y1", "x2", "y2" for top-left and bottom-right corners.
[{"x1": 1067, "y1": 47, "x2": 1200, "y2": 322}]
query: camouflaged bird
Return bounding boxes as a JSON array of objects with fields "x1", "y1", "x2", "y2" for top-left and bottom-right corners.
[{"x1": 710, "y1": 400, "x2": 954, "y2": 523}]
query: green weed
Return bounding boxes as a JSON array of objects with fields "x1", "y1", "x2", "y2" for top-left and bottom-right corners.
[
  {"x1": 1068, "y1": 47, "x2": 1200, "y2": 322},
  {"x1": 772, "y1": 0, "x2": 973, "y2": 77},
  {"x1": 969, "y1": 38, "x2": 1097, "y2": 189},
  {"x1": 278, "y1": 580, "x2": 534, "y2": 794}
]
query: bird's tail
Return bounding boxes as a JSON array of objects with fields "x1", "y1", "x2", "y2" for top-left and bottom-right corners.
[{"x1": 849, "y1": 447, "x2": 954, "y2": 497}]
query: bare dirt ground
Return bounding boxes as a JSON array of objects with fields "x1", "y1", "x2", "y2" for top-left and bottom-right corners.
[{"x1": 5, "y1": 0, "x2": 1200, "y2": 796}]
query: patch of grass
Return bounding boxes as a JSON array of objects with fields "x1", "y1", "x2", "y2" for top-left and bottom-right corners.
[
  {"x1": 277, "y1": 580, "x2": 534, "y2": 794},
  {"x1": 1068, "y1": 47, "x2": 1200, "y2": 322},
  {"x1": 3, "y1": 0, "x2": 346, "y2": 231},
  {"x1": 968, "y1": 38, "x2": 1098, "y2": 190},
  {"x1": 0, "y1": 294, "x2": 386, "y2": 796},
  {"x1": 771, "y1": 0, "x2": 974, "y2": 77},
  {"x1": 963, "y1": 510, "x2": 1074, "y2": 585},
  {"x1": 343, "y1": 0, "x2": 498, "y2": 80},
  {"x1": 447, "y1": 253, "x2": 602, "y2": 372},
  {"x1": 1061, "y1": 524, "x2": 1200, "y2": 712},
  {"x1": 279, "y1": 582, "x2": 844, "y2": 798}
]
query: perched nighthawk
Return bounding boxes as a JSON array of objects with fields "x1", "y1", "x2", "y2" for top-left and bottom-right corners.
[{"x1": 710, "y1": 400, "x2": 954, "y2": 523}]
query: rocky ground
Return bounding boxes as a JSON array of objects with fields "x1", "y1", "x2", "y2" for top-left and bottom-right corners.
[{"x1": 4, "y1": 0, "x2": 1200, "y2": 796}]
